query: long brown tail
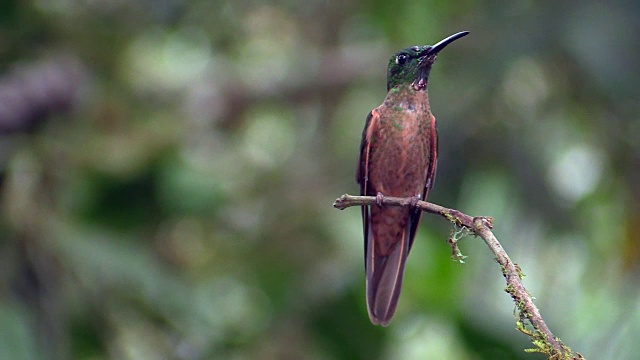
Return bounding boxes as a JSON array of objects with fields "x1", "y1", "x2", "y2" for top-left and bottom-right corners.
[{"x1": 364, "y1": 207, "x2": 413, "y2": 326}]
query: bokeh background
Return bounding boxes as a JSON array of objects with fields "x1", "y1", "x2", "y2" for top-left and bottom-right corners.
[{"x1": 1, "y1": 0, "x2": 639, "y2": 359}]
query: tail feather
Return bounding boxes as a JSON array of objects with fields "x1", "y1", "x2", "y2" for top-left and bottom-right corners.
[{"x1": 365, "y1": 211, "x2": 412, "y2": 326}]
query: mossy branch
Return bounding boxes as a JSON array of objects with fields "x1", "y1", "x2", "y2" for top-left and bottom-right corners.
[{"x1": 333, "y1": 194, "x2": 584, "y2": 360}]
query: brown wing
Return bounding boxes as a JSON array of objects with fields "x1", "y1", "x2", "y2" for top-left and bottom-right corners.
[
  {"x1": 356, "y1": 109, "x2": 379, "y2": 265},
  {"x1": 356, "y1": 110, "x2": 377, "y2": 192},
  {"x1": 407, "y1": 113, "x2": 438, "y2": 251}
]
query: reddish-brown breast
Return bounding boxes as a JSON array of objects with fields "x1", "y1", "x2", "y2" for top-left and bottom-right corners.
[{"x1": 359, "y1": 84, "x2": 437, "y2": 255}]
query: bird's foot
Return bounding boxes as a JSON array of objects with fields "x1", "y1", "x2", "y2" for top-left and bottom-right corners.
[
  {"x1": 410, "y1": 194, "x2": 421, "y2": 212},
  {"x1": 376, "y1": 192, "x2": 385, "y2": 207}
]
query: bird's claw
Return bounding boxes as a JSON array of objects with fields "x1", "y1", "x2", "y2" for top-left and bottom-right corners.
[
  {"x1": 376, "y1": 192, "x2": 384, "y2": 207},
  {"x1": 410, "y1": 194, "x2": 421, "y2": 212}
]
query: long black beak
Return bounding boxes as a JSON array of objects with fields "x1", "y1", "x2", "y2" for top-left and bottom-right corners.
[{"x1": 421, "y1": 31, "x2": 469, "y2": 56}]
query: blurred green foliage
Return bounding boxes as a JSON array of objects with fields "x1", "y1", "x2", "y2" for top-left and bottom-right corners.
[{"x1": 1, "y1": 0, "x2": 639, "y2": 359}]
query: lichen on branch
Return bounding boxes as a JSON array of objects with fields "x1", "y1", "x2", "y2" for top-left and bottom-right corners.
[{"x1": 333, "y1": 194, "x2": 584, "y2": 360}]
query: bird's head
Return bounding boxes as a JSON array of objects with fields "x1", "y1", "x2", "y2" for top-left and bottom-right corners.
[{"x1": 386, "y1": 31, "x2": 469, "y2": 91}]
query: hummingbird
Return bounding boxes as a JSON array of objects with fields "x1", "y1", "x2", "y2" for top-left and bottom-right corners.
[{"x1": 356, "y1": 31, "x2": 469, "y2": 326}]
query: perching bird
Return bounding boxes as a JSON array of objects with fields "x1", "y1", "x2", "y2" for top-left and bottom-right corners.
[{"x1": 356, "y1": 31, "x2": 469, "y2": 326}]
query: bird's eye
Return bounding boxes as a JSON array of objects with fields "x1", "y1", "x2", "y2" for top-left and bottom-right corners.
[{"x1": 395, "y1": 54, "x2": 408, "y2": 65}]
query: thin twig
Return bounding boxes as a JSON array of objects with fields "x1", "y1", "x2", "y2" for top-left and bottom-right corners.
[{"x1": 333, "y1": 194, "x2": 584, "y2": 360}]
